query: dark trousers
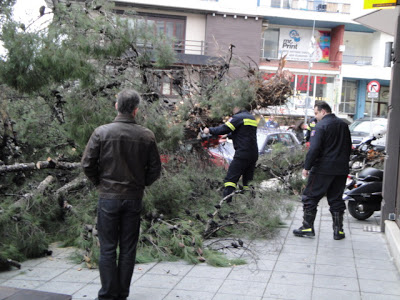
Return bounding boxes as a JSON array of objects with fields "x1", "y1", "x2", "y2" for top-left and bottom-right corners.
[
  {"x1": 97, "y1": 198, "x2": 142, "y2": 300},
  {"x1": 223, "y1": 157, "x2": 257, "y2": 197},
  {"x1": 302, "y1": 172, "x2": 347, "y2": 212}
]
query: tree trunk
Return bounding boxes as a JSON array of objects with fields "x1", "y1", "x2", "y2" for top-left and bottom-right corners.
[{"x1": 12, "y1": 175, "x2": 55, "y2": 209}]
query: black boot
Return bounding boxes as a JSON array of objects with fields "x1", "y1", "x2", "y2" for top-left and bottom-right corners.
[
  {"x1": 293, "y1": 209, "x2": 317, "y2": 237},
  {"x1": 332, "y1": 211, "x2": 345, "y2": 240}
]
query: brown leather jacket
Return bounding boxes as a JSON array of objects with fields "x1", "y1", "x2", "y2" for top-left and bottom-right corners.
[{"x1": 81, "y1": 114, "x2": 161, "y2": 200}]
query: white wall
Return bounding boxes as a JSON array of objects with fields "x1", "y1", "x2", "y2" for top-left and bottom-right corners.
[{"x1": 185, "y1": 15, "x2": 206, "y2": 54}]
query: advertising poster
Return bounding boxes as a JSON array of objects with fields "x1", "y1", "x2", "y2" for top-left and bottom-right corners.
[{"x1": 278, "y1": 28, "x2": 330, "y2": 63}]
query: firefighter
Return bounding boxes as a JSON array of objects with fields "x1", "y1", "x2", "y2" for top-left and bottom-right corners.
[
  {"x1": 203, "y1": 106, "x2": 258, "y2": 202},
  {"x1": 293, "y1": 101, "x2": 352, "y2": 240}
]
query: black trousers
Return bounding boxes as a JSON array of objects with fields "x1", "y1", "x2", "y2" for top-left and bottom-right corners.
[
  {"x1": 223, "y1": 157, "x2": 257, "y2": 198},
  {"x1": 302, "y1": 172, "x2": 347, "y2": 212},
  {"x1": 97, "y1": 198, "x2": 142, "y2": 300}
]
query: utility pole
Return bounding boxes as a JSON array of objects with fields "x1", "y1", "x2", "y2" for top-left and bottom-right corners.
[{"x1": 305, "y1": 19, "x2": 316, "y2": 124}]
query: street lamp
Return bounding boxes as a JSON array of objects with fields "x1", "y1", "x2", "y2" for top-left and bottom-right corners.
[{"x1": 305, "y1": 19, "x2": 316, "y2": 124}]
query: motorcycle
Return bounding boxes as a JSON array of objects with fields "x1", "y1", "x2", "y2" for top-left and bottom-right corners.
[
  {"x1": 343, "y1": 167, "x2": 383, "y2": 220},
  {"x1": 349, "y1": 135, "x2": 385, "y2": 173}
]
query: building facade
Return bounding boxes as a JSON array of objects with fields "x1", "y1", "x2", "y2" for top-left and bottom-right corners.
[{"x1": 115, "y1": 0, "x2": 393, "y2": 120}]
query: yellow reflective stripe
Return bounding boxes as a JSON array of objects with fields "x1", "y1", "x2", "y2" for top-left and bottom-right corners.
[
  {"x1": 301, "y1": 228, "x2": 313, "y2": 232},
  {"x1": 225, "y1": 122, "x2": 235, "y2": 131},
  {"x1": 243, "y1": 119, "x2": 258, "y2": 127},
  {"x1": 310, "y1": 123, "x2": 316, "y2": 127},
  {"x1": 339, "y1": 231, "x2": 344, "y2": 234},
  {"x1": 243, "y1": 186, "x2": 250, "y2": 190},
  {"x1": 307, "y1": 125, "x2": 311, "y2": 130},
  {"x1": 224, "y1": 182, "x2": 237, "y2": 188}
]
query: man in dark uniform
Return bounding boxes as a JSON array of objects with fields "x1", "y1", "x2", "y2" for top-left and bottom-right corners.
[
  {"x1": 293, "y1": 101, "x2": 352, "y2": 240},
  {"x1": 305, "y1": 117, "x2": 317, "y2": 146},
  {"x1": 203, "y1": 106, "x2": 258, "y2": 202}
]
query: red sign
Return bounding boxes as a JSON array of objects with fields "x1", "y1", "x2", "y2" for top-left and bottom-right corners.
[{"x1": 367, "y1": 80, "x2": 381, "y2": 93}]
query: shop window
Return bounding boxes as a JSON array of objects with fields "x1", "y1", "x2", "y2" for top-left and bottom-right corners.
[
  {"x1": 339, "y1": 80, "x2": 357, "y2": 114},
  {"x1": 261, "y1": 28, "x2": 280, "y2": 59}
]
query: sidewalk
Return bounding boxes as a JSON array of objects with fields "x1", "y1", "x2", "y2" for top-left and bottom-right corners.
[{"x1": 1, "y1": 198, "x2": 400, "y2": 300}]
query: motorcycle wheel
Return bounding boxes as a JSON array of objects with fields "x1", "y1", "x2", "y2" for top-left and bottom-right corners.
[{"x1": 347, "y1": 200, "x2": 374, "y2": 220}]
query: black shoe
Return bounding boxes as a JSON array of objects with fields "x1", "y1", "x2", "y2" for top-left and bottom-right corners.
[
  {"x1": 293, "y1": 209, "x2": 317, "y2": 238},
  {"x1": 332, "y1": 211, "x2": 345, "y2": 240},
  {"x1": 293, "y1": 226, "x2": 315, "y2": 237}
]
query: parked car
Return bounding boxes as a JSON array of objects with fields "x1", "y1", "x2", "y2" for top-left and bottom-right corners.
[
  {"x1": 349, "y1": 117, "x2": 387, "y2": 147},
  {"x1": 208, "y1": 129, "x2": 301, "y2": 166}
]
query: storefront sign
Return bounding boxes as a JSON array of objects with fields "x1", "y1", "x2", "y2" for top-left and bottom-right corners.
[
  {"x1": 278, "y1": 28, "x2": 330, "y2": 63},
  {"x1": 364, "y1": 0, "x2": 397, "y2": 9}
]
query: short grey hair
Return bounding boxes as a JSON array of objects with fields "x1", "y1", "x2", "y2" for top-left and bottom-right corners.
[{"x1": 116, "y1": 89, "x2": 141, "y2": 114}]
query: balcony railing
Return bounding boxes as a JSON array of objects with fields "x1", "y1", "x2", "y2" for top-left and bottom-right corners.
[
  {"x1": 173, "y1": 39, "x2": 208, "y2": 55},
  {"x1": 342, "y1": 55, "x2": 373, "y2": 66},
  {"x1": 258, "y1": 0, "x2": 351, "y2": 14}
]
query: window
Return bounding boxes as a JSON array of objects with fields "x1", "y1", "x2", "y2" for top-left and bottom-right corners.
[
  {"x1": 339, "y1": 80, "x2": 357, "y2": 114},
  {"x1": 261, "y1": 28, "x2": 280, "y2": 59},
  {"x1": 142, "y1": 14, "x2": 186, "y2": 53}
]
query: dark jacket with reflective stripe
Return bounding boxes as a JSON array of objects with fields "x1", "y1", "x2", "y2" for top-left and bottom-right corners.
[
  {"x1": 81, "y1": 114, "x2": 161, "y2": 200},
  {"x1": 304, "y1": 114, "x2": 352, "y2": 175},
  {"x1": 305, "y1": 117, "x2": 317, "y2": 142},
  {"x1": 209, "y1": 110, "x2": 258, "y2": 160}
]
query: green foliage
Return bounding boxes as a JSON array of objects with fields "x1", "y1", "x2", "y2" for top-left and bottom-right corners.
[
  {"x1": 200, "y1": 79, "x2": 257, "y2": 120},
  {"x1": 257, "y1": 144, "x2": 307, "y2": 195}
]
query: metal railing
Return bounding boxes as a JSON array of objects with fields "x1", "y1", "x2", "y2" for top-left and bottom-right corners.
[
  {"x1": 172, "y1": 39, "x2": 207, "y2": 55},
  {"x1": 258, "y1": 0, "x2": 351, "y2": 14},
  {"x1": 342, "y1": 55, "x2": 373, "y2": 66}
]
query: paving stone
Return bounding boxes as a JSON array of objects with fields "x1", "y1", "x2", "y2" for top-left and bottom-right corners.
[
  {"x1": 0, "y1": 269, "x2": 21, "y2": 280},
  {"x1": 147, "y1": 261, "x2": 193, "y2": 276},
  {"x1": 34, "y1": 281, "x2": 86, "y2": 295},
  {"x1": 71, "y1": 283, "x2": 100, "y2": 299},
  {"x1": 185, "y1": 264, "x2": 231, "y2": 279},
  {"x1": 214, "y1": 294, "x2": 261, "y2": 300},
  {"x1": 274, "y1": 261, "x2": 315, "y2": 274},
  {"x1": 218, "y1": 279, "x2": 267, "y2": 297},
  {"x1": 315, "y1": 264, "x2": 357, "y2": 278},
  {"x1": 20, "y1": 257, "x2": 49, "y2": 268},
  {"x1": 312, "y1": 287, "x2": 361, "y2": 300},
  {"x1": 164, "y1": 289, "x2": 215, "y2": 300},
  {"x1": 357, "y1": 267, "x2": 400, "y2": 281},
  {"x1": 227, "y1": 267, "x2": 271, "y2": 282},
  {"x1": 359, "y1": 278, "x2": 400, "y2": 295},
  {"x1": 317, "y1": 246, "x2": 355, "y2": 258},
  {"x1": 316, "y1": 254, "x2": 356, "y2": 267},
  {"x1": 128, "y1": 286, "x2": 171, "y2": 300},
  {"x1": 1, "y1": 279, "x2": 46, "y2": 290},
  {"x1": 269, "y1": 271, "x2": 313, "y2": 287},
  {"x1": 355, "y1": 258, "x2": 397, "y2": 271},
  {"x1": 277, "y1": 251, "x2": 316, "y2": 264},
  {"x1": 51, "y1": 268, "x2": 99, "y2": 283},
  {"x1": 246, "y1": 259, "x2": 277, "y2": 271},
  {"x1": 263, "y1": 282, "x2": 312, "y2": 300},
  {"x1": 35, "y1": 257, "x2": 80, "y2": 269},
  {"x1": 9, "y1": 267, "x2": 67, "y2": 281},
  {"x1": 361, "y1": 292, "x2": 400, "y2": 300},
  {"x1": 281, "y1": 244, "x2": 317, "y2": 255},
  {"x1": 173, "y1": 276, "x2": 223, "y2": 293},
  {"x1": 134, "y1": 273, "x2": 182, "y2": 290},
  {"x1": 313, "y1": 274, "x2": 359, "y2": 291}
]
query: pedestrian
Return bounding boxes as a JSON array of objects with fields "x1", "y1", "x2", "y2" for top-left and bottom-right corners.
[
  {"x1": 293, "y1": 101, "x2": 352, "y2": 240},
  {"x1": 264, "y1": 115, "x2": 279, "y2": 129},
  {"x1": 292, "y1": 119, "x2": 307, "y2": 144},
  {"x1": 81, "y1": 89, "x2": 162, "y2": 300},
  {"x1": 203, "y1": 106, "x2": 258, "y2": 201}
]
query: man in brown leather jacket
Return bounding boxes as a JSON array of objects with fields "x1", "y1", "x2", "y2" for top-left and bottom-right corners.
[{"x1": 81, "y1": 89, "x2": 161, "y2": 300}]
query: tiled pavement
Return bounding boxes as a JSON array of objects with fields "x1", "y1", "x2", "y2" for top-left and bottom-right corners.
[{"x1": 1, "y1": 198, "x2": 400, "y2": 300}]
